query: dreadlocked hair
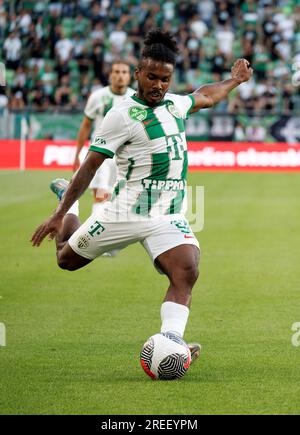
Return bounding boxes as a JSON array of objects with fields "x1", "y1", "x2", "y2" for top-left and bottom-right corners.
[{"x1": 141, "y1": 28, "x2": 179, "y2": 65}]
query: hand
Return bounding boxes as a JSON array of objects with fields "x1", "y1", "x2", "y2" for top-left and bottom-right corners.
[
  {"x1": 31, "y1": 212, "x2": 64, "y2": 247},
  {"x1": 231, "y1": 59, "x2": 253, "y2": 84},
  {"x1": 73, "y1": 156, "x2": 80, "y2": 172}
]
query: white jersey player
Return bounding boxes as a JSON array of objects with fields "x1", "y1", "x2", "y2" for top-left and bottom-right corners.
[
  {"x1": 32, "y1": 28, "x2": 252, "y2": 370},
  {"x1": 73, "y1": 61, "x2": 134, "y2": 213}
]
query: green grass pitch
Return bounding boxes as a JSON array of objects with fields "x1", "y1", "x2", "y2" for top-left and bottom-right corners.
[{"x1": 1, "y1": 170, "x2": 300, "y2": 415}]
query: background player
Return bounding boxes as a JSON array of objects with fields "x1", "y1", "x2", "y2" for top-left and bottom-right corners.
[{"x1": 73, "y1": 61, "x2": 135, "y2": 213}]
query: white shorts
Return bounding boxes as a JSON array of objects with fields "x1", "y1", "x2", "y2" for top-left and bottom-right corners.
[
  {"x1": 68, "y1": 213, "x2": 200, "y2": 273},
  {"x1": 89, "y1": 158, "x2": 117, "y2": 191}
]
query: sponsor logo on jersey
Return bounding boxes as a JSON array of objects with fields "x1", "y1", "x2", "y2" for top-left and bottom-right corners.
[
  {"x1": 128, "y1": 106, "x2": 147, "y2": 122},
  {"x1": 142, "y1": 178, "x2": 185, "y2": 191},
  {"x1": 143, "y1": 118, "x2": 155, "y2": 125},
  {"x1": 167, "y1": 103, "x2": 181, "y2": 119},
  {"x1": 171, "y1": 219, "x2": 192, "y2": 234},
  {"x1": 88, "y1": 221, "x2": 105, "y2": 237},
  {"x1": 93, "y1": 136, "x2": 106, "y2": 146}
]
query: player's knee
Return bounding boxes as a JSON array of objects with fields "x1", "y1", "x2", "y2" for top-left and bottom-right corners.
[
  {"x1": 57, "y1": 256, "x2": 78, "y2": 271},
  {"x1": 173, "y1": 263, "x2": 199, "y2": 287}
]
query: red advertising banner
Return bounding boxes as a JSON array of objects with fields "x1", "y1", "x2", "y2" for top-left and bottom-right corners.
[
  {"x1": 188, "y1": 142, "x2": 300, "y2": 171},
  {"x1": 1, "y1": 140, "x2": 300, "y2": 171}
]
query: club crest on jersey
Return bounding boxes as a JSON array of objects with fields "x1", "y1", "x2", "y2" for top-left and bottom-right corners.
[
  {"x1": 167, "y1": 104, "x2": 181, "y2": 119},
  {"x1": 77, "y1": 236, "x2": 89, "y2": 249},
  {"x1": 128, "y1": 106, "x2": 147, "y2": 122}
]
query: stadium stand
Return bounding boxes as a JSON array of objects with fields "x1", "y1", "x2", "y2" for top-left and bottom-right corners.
[{"x1": 0, "y1": 0, "x2": 299, "y2": 115}]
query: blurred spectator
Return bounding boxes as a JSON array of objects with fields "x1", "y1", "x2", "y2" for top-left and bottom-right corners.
[
  {"x1": 260, "y1": 79, "x2": 278, "y2": 113},
  {"x1": 177, "y1": 1, "x2": 197, "y2": 22},
  {"x1": 55, "y1": 32, "x2": 74, "y2": 62},
  {"x1": 41, "y1": 64, "x2": 57, "y2": 98},
  {"x1": 211, "y1": 50, "x2": 228, "y2": 76},
  {"x1": 241, "y1": 0, "x2": 259, "y2": 25},
  {"x1": 0, "y1": 0, "x2": 298, "y2": 114},
  {"x1": 90, "y1": 44, "x2": 107, "y2": 85},
  {"x1": 30, "y1": 80, "x2": 51, "y2": 111},
  {"x1": 274, "y1": 9, "x2": 295, "y2": 41},
  {"x1": 242, "y1": 40, "x2": 255, "y2": 64},
  {"x1": 18, "y1": 9, "x2": 32, "y2": 36},
  {"x1": 109, "y1": 24, "x2": 127, "y2": 53},
  {"x1": 253, "y1": 44, "x2": 270, "y2": 80},
  {"x1": 190, "y1": 14, "x2": 208, "y2": 40},
  {"x1": 89, "y1": 2, "x2": 102, "y2": 26},
  {"x1": 73, "y1": 33, "x2": 86, "y2": 59},
  {"x1": 215, "y1": 1, "x2": 232, "y2": 27},
  {"x1": 3, "y1": 31, "x2": 22, "y2": 70},
  {"x1": 0, "y1": 1, "x2": 6, "y2": 39},
  {"x1": 0, "y1": 87, "x2": 8, "y2": 110},
  {"x1": 243, "y1": 24, "x2": 258, "y2": 46},
  {"x1": 74, "y1": 14, "x2": 90, "y2": 36},
  {"x1": 6, "y1": 13, "x2": 18, "y2": 34},
  {"x1": 55, "y1": 59, "x2": 71, "y2": 80},
  {"x1": 215, "y1": 24, "x2": 234, "y2": 57},
  {"x1": 80, "y1": 75, "x2": 92, "y2": 101},
  {"x1": 55, "y1": 75, "x2": 78, "y2": 110},
  {"x1": 282, "y1": 83, "x2": 295, "y2": 114},
  {"x1": 49, "y1": 23, "x2": 63, "y2": 59},
  {"x1": 187, "y1": 40, "x2": 201, "y2": 71},
  {"x1": 234, "y1": 122, "x2": 247, "y2": 141},
  {"x1": 228, "y1": 93, "x2": 244, "y2": 114},
  {"x1": 48, "y1": 2, "x2": 63, "y2": 16},
  {"x1": 197, "y1": 0, "x2": 215, "y2": 28},
  {"x1": 28, "y1": 36, "x2": 45, "y2": 68},
  {"x1": 91, "y1": 22, "x2": 104, "y2": 44},
  {"x1": 35, "y1": 16, "x2": 45, "y2": 41},
  {"x1": 246, "y1": 119, "x2": 267, "y2": 142},
  {"x1": 78, "y1": 0, "x2": 93, "y2": 16},
  {"x1": 236, "y1": 79, "x2": 256, "y2": 113},
  {"x1": 162, "y1": 2, "x2": 176, "y2": 22},
  {"x1": 13, "y1": 66, "x2": 26, "y2": 88},
  {"x1": 9, "y1": 84, "x2": 27, "y2": 110},
  {"x1": 76, "y1": 46, "x2": 91, "y2": 77}
]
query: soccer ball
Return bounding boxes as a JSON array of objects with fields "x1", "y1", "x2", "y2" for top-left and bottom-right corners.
[{"x1": 140, "y1": 332, "x2": 191, "y2": 380}]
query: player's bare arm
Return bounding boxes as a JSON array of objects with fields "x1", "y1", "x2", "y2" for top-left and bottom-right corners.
[
  {"x1": 189, "y1": 58, "x2": 253, "y2": 112},
  {"x1": 31, "y1": 151, "x2": 106, "y2": 246},
  {"x1": 73, "y1": 116, "x2": 92, "y2": 171}
]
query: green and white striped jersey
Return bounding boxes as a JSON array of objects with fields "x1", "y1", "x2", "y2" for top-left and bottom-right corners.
[
  {"x1": 84, "y1": 86, "x2": 135, "y2": 133},
  {"x1": 89, "y1": 93, "x2": 195, "y2": 220}
]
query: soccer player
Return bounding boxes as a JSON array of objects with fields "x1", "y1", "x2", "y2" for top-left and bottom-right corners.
[
  {"x1": 31, "y1": 29, "x2": 252, "y2": 365},
  {"x1": 73, "y1": 61, "x2": 135, "y2": 213}
]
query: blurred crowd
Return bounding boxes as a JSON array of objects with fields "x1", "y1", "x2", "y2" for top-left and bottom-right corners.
[{"x1": 0, "y1": 0, "x2": 300, "y2": 114}]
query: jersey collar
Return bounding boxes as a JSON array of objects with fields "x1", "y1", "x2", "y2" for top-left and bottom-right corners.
[
  {"x1": 109, "y1": 86, "x2": 127, "y2": 96},
  {"x1": 131, "y1": 94, "x2": 166, "y2": 107}
]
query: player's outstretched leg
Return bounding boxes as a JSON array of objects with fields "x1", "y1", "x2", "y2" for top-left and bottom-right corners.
[
  {"x1": 50, "y1": 178, "x2": 91, "y2": 271},
  {"x1": 155, "y1": 244, "x2": 201, "y2": 363}
]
